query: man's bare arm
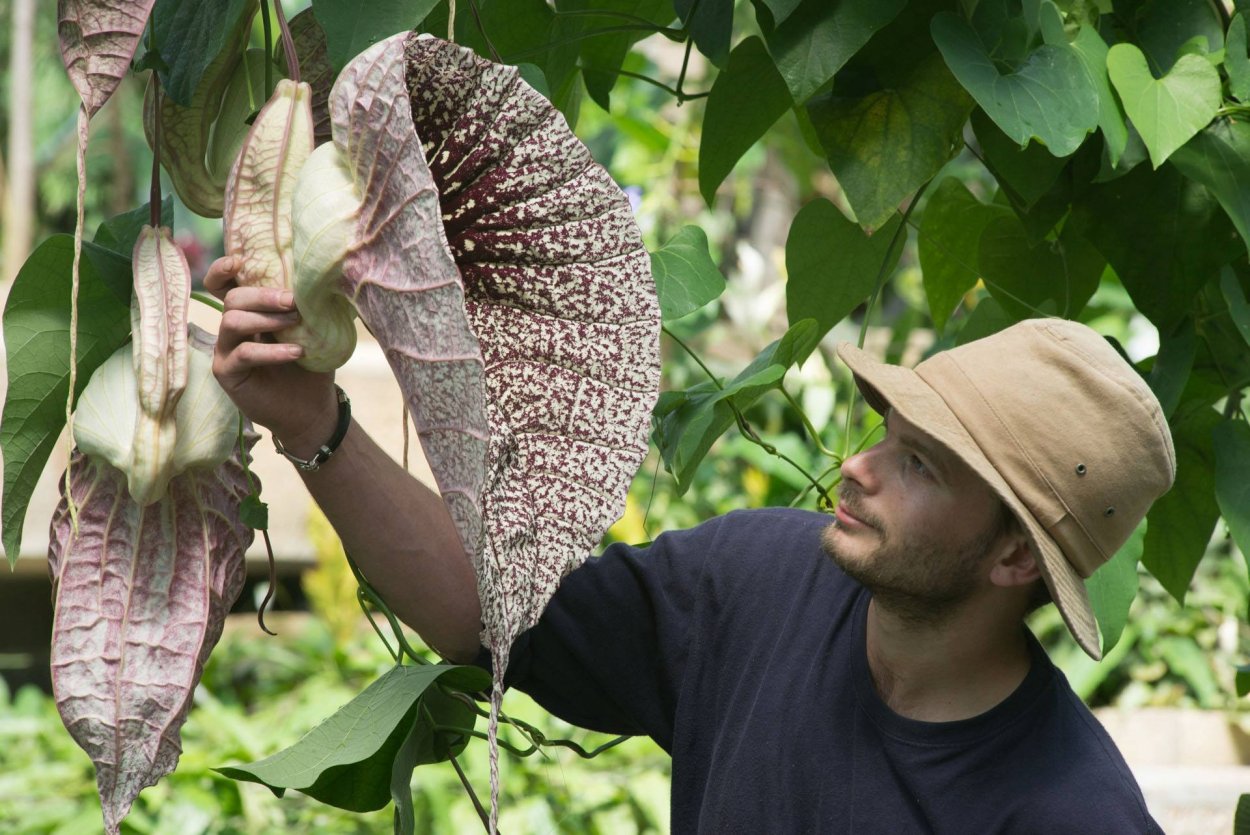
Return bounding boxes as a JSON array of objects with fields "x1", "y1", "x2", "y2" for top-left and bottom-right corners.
[{"x1": 205, "y1": 256, "x2": 483, "y2": 663}]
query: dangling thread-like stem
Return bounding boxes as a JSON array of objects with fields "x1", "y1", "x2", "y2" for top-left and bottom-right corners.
[{"x1": 64, "y1": 105, "x2": 91, "y2": 535}]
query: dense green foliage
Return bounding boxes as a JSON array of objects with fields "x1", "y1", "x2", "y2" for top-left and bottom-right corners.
[{"x1": 4, "y1": 0, "x2": 1250, "y2": 831}]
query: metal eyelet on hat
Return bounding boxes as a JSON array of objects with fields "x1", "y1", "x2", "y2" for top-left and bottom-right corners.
[
  {"x1": 1075, "y1": 464, "x2": 1087, "y2": 476},
  {"x1": 1104, "y1": 506, "x2": 1115, "y2": 517}
]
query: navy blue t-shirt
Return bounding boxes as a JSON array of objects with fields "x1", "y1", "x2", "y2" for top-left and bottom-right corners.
[{"x1": 481, "y1": 507, "x2": 1161, "y2": 833}]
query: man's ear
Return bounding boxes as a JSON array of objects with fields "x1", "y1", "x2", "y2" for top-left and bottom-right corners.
[{"x1": 988, "y1": 536, "x2": 1041, "y2": 589}]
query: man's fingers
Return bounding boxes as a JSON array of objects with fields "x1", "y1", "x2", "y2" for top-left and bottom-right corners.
[
  {"x1": 204, "y1": 256, "x2": 241, "y2": 299},
  {"x1": 216, "y1": 308, "x2": 301, "y2": 350},
  {"x1": 214, "y1": 340, "x2": 304, "y2": 376},
  {"x1": 222, "y1": 285, "x2": 297, "y2": 313}
]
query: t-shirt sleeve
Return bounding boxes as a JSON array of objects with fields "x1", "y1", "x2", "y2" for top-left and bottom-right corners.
[{"x1": 473, "y1": 514, "x2": 728, "y2": 751}]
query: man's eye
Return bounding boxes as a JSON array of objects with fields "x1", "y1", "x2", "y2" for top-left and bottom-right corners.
[{"x1": 908, "y1": 454, "x2": 930, "y2": 477}]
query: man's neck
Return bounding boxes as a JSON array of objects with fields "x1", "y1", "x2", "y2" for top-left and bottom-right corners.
[{"x1": 864, "y1": 596, "x2": 1033, "y2": 723}]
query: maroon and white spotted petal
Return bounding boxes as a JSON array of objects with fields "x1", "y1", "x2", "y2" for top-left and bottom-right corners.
[
  {"x1": 328, "y1": 33, "x2": 491, "y2": 570},
  {"x1": 401, "y1": 35, "x2": 660, "y2": 647},
  {"x1": 57, "y1": 0, "x2": 157, "y2": 118},
  {"x1": 48, "y1": 438, "x2": 255, "y2": 834}
]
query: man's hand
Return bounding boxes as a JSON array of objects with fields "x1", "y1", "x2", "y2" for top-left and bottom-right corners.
[
  {"x1": 203, "y1": 256, "x2": 483, "y2": 660},
  {"x1": 204, "y1": 256, "x2": 337, "y2": 456}
]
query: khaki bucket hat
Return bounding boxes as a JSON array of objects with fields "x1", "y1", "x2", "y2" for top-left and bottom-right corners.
[{"x1": 836, "y1": 318, "x2": 1176, "y2": 660}]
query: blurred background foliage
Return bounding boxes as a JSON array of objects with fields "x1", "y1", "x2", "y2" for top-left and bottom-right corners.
[{"x1": 2, "y1": 0, "x2": 1249, "y2": 832}]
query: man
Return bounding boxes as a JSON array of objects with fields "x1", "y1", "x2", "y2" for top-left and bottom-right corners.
[{"x1": 207, "y1": 256, "x2": 1170, "y2": 832}]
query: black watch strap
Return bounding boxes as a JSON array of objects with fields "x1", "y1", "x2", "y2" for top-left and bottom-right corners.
[{"x1": 273, "y1": 386, "x2": 351, "y2": 472}]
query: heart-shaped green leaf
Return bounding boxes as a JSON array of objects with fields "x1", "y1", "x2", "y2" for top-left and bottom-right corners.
[
  {"x1": 931, "y1": 10, "x2": 1098, "y2": 156},
  {"x1": 764, "y1": 0, "x2": 907, "y2": 105},
  {"x1": 786, "y1": 199, "x2": 905, "y2": 344},
  {"x1": 1214, "y1": 418, "x2": 1250, "y2": 576},
  {"x1": 699, "y1": 36, "x2": 792, "y2": 205},
  {"x1": 1, "y1": 235, "x2": 132, "y2": 566},
  {"x1": 1105, "y1": 43, "x2": 1220, "y2": 168},
  {"x1": 1087, "y1": 521, "x2": 1145, "y2": 656},
  {"x1": 1070, "y1": 162, "x2": 1241, "y2": 331},
  {"x1": 1142, "y1": 407, "x2": 1222, "y2": 604},
  {"x1": 807, "y1": 51, "x2": 973, "y2": 232},
  {"x1": 976, "y1": 215, "x2": 1104, "y2": 321},
  {"x1": 1221, "y1": 269, "x2": 1250, "y2": 349},
  {"x1": 650, "y1": 226, "x2": 727, "y2": 321},
  {"x1": 1170, "y1": 118, "x2": 1250, "y2": 260},
  {"x1": 653, "y1": 320, "x2": 819, "y2": 493},
  {"x1": 1069, "y1": 24, "x2": 1128, "y2": 166},
  {"x1": 918, "y1": 178, "x2": 1013, "y2": 332},
  {"x1": 216, "y1": 664, "x2": 488, "y2": 812},
  {"x1": 1229, "y1": 14, "x2": 1250, "y2": 102}
]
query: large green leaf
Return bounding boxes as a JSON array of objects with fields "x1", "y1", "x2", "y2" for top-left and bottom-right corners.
[
  {"x1": 312, "y1": 0, "x2": 440, "y2": 75},
  {"x1": 92, "y1": 199, "x2": 174, "y2": 257},
  {"x1": 1228, "y1": 14, "x2": 1250, "y2": 102},
  {"x1": 674, "y1": 0, "x2": 733, "y2": 66},
  {"x1": 785, "y1": 199, "x2": 905, "y2": 345},
  {"x1": 1145, "y1": 319, "x2": 1197, "y2": 421},
  {"x1": 428, "y1": 0, "x2": 582, "y2": 121},
  {"x1": 764, "y1": 0, "x2": 907, "y2": 105},
  {"x1": 1, "y1": 236, "x2": 132, "y2": 567},
  {"x1": 1119, "y1": 0, "x2": 1223, "y2": 76},
  {"x1": 970, "y1": 109, "x2": 1068, "y2": 210},
  {"x1": 391, "y1": 685, "x2": 478, "y2": 835},
  {"x1": 568, "y1": 0, "x2": 675, "y2": 110},
  {"x1": 1222, "y1": 269, "x2": 1250, "y2": 349},
  {"x1": 1214, "y1": 419, "x2": 1250, "y2": 576},
  {"x1": 1105, "y1": 44, "x2": 1220, "y2": 169},
  {"x1": 1170, "y1": 119, "x2": 1250, "y2": 260},
  {"x1": 1237, "y1": 793, "x2": 1250, "y2": 835},
  {"x1": 1141, "y1": 407, "x2": 1222, "y2": 604},
  {"x1": 699, "y1": 36, "x2": 792, "y2": 205},
  {"x1": 216, "y1": 665, "x2": 488, "y2": 813},
  {"x1": 955, "y1": 294, "x2": 1014, "y2": 344},
  {"x1": 150, "y1": 0, "x2": 252, "y2": 106},
  {"x1": 654, "y1": 320, "x2": 819, "y2": 492},
  {"x1": 807, "y1": 51, "x2": 973, "y2": 232},
  {"x1": 976, "y1": 215, "x2": 1104, "y2": 321},
  {"x1": 650, "y1": 226, "x2": 727, "y2": 321},
  {"x1": 758, "y1": 0, "x2": 803, "y2": 25},
  {"x1": 931, "y1": 10, "x2": 1098, "y2": 156},
  {"x1": 1087, "y1": 520, "x2": 1145, "y2": 657},
  {"x1": 918, "y1": 178, "x2": 1012, "y2": 332},
  {"x1": 1069, "y1": 24, "x2": 1128, "y2": 166},
  {"x1": 1070, "y1": 163, "x2": 1241, "y2": 331}
]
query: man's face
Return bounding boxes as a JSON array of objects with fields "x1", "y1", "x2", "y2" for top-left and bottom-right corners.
[{"x1": 821, "y1": 408, "x2": 1010, "y2": 624}]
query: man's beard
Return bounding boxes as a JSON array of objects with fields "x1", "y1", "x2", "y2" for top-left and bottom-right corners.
[{"x1": 820, "y1": 487, "x2": 1003, "y2": 627}]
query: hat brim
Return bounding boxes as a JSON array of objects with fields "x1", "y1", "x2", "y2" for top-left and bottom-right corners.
[{"x1": 836, "y1": 342, "x2": 1102, "y2": 660}]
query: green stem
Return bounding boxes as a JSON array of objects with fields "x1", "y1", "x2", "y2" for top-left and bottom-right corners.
[
  {"x1": 469, "y1": 0, "x2": 502, "y2": 62},
  {"x1": 191, "y1": 291, "x2": 223, "y2": 312},
  {"x1": 780, "y1": 384, "x2": 840, "y2": 459},
  {"x1": 449, "y1": 751, "x2": 494, "y2": 835},
  {"x1": 505, "y1": 25, "x2": 683, "y2": 62},
  {"x1": 842, "y1": 184, "x2": 927, "y2": 458},
  {"x1": 731, "y1": 408, "x2": 832, "y2": 506},
  {"x1": 675, "y1": 33, "x2": 694, "y2": 102},
  {"x1": 260, "y1": 0, "x2": 273, "y2": 93},
  {"x1": 663, "y1": 325, "x2": 830, "y2": 503},
  {"x1": 585, "y1": 66, "x2": 708, "y2": 100},
  {"x1": 271, "y1": 0, "x2": 299, "y2": 83},
  {"x1": 358, "y1": 587, "x2": 400, "y2": 663},
  {"x1": 344, "y1": 551, "x2": 430, "y2": 665},
  {"x1": 661, "y1": 325, "x2": 722, "y2": 388},
  {"x1": 551, "y1": 8, "x2": 674, "y2": 28}
]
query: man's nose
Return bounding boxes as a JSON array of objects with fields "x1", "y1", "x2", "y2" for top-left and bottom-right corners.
[{"x1": 840, "y1": 444, "x2": 880, "y2": 493}]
